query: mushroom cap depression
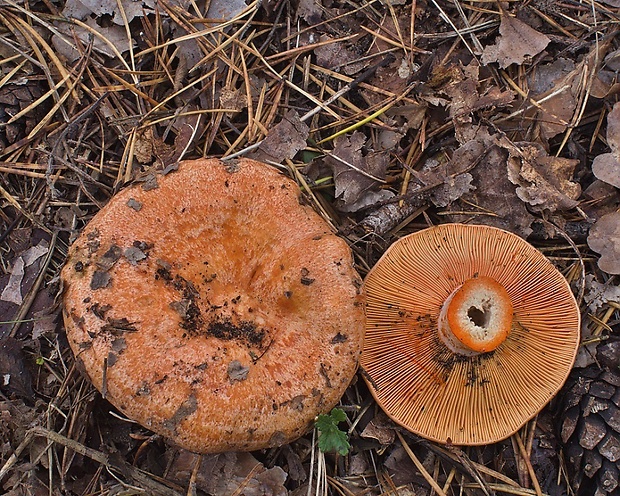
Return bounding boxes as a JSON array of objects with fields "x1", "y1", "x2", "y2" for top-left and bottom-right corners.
[
  {"x1": 361, "y1": 223, "x2": 580, "y2": 445},
  {"x1": 62, "y1": 158, "x2": 365, "y2": 453}
]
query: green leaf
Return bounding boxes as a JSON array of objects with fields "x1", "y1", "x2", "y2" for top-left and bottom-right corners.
[{"x1": 316, "y1": 408, "x2": 350, "y2": 456}]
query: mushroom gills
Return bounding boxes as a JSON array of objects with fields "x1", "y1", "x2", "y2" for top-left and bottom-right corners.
[{"x1": 438, "y1": 276, "x2": 513, "y2": 356}]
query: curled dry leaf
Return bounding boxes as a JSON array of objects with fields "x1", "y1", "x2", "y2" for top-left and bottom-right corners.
[
  {"x1": 588, "y1": 211, "x2": 620, "y2": 275},
  {"x1": 507, "y1": 142, "x2": 581, "y2": 212},
  {"x1": 323, "y1": 131, "x2": 388, "y2": 211},
  {"x1": 481, "y1": 13, "x2": 550, "y2": 69},
  {"x1": 592, "y1": 102, "x2": 620, "y2": 189},
  {"x1": 442, "y1": 61, "x2": 514, "y2": 143}
]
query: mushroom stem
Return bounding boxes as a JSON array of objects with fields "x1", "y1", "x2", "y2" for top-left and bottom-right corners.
[{"x1": 438, "y1": 276, "x2": 513, "y2": 356}]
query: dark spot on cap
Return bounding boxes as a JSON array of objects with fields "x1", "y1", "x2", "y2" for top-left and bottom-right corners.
[
  {"x1": 97, "y1": 245, "x2": 123, "y2": 271},
  {"x1": 206, "y1": 318, "x2": 266, "y2": 348},
  {"x1": 126, "y1": 198, "x2": 142, "y2": 211},
  {"x1": 164, "y1": 394, "x2": 198, "y2": 433},
  {"x1": 300, "y1": 267, "x2": 315, "y2": 285},
  {"x1": 227, "y1": 360, "x2": 250, "y2": 383},
  {"x1": 91, "y1": 271, "x2": 111, "y2": 290}
]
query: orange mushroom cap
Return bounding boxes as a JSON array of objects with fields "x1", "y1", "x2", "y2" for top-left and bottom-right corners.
[
  {"x1": 62, "y1": 158, "x2": 365, "y2": 453},
  {"x1": 361, "y1": 223, "x2": 580, "y2": 445}
]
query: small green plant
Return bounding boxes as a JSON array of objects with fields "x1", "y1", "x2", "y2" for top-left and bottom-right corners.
[{"x1": 316, "y1": 407, "x2": 350, "y2": 456}]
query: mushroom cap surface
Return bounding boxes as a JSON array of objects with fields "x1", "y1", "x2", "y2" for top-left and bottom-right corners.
[
  {"x1": 361, "y1": 223, "x2": 580, "y2": 445},
  {"x1": 62, "y1": 158, "x2": 365, "y2": 453}
]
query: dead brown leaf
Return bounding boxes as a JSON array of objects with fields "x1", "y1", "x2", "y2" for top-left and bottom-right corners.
[
  {"x1": 0, "y1": 240, "x2": 48, "y2": 305},
  {"x1": 0, "y1": 338, "x2": 34, "y2": 400},
  {"x1": 62, "y1": 0, "x2": 155, "y2": 24},
  {"x1": 592, "y1": 102, "x2": 620, "y2": 189},
  {"x1": 133, "y1": 127, "x2": 155, "y2": 164},
  {"x1": 526, "y1": 58, "x2": 578, "y2": 139},
  {"x1": 481, "y1": 14, "x2": 550, "y2": 69},
  {"x1": 522, "y1": 35, "x2": 617, "y2": 140},
  {"x1": 296, "y1": 0, "x2": 323, "y2": 24},
  {"x1": 448, "y1": 127, "x2": 535, "y2": 237},
  {"x1": 52, "y1": 19, "x2": 134, "y2": 63},
  {"x1": 585, "y1": 275, "x2": 620, "y2": 312},
  {"x1": 581, "y1": 180, "x2": 620, "y2": 220},
  {"x1": 588, "y1": 211, "x2": 620, "y2": 275},
  {"x1": 360, "y1": 412, "x2": 396, "y2": 445},
  {"x1": 441, "y1": 62, "x2": 514, "y2": 143},
  {"x1": 166, "y1": 451, "x2": 287, "y2": 496},
  {"x1": 323, "y1": 131, "x2": 389, "y2": 211},
  {"x1": 506, "y1": 142, "x2": 581, "y2": 213},
  {"x1": 219, "y1": 86, "x2": 248, "y2": 117},
  {"x1": 314, "y1": 36, "x2": 366, "y2": 75},
  {"x1": 247, "y1": 110, "x2": 309, "y2": 164}
]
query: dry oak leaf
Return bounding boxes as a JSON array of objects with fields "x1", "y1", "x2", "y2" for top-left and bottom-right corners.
[
  {"x1": 323, "y1": 132, "x2": 388, "y2": 211},
  {"x1": 506, "y1": 142, "x2": 580, "y2": 213},
  {"x1": 592, "y1": 102, "x2": 620, "y2": 189},
  {"x1": 481, "y1": 14, "x2": 550, "y2": 69},
  {"x1": 588, "y1": 211, "x2": 620, "y2": 275}
]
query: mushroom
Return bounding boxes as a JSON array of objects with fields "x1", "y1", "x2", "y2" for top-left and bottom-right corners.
[
  {"x1": 62, "y1": 158, "x2": 365, "y2": 453},
  {"x1": 361, "y1": 223, "x2": 580, "y2": 445}
]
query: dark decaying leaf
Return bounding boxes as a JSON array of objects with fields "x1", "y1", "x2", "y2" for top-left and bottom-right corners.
[
  {"x1": 247, "y1": 110, "x2": 309, "y2": 164},
  {"x1": 592, "y1": 102, "x2": 620, "y2": 189},
  {"x1": 447, "y1": 127, "x2": 535, "y2": 238},
  {"x1": 588, "y1": 211, "x2": 620, "y2": 275},
  {"x1": 323, "y1": 132, "x2": 388, "y2": 211},
  {"x1": 0, "y1": 337, "x2": 34, "y2": 400},
  {"x1": 314, "y1": 36, "x2": 367, "y2": 75},
  {"x1": 166, "y1": 451, "x2": 288, "y2": 496}
]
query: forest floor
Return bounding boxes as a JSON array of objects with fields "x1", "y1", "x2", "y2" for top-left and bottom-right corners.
[{"x1": 0, "y1": 0, "x2": 619, "y2": 494}]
